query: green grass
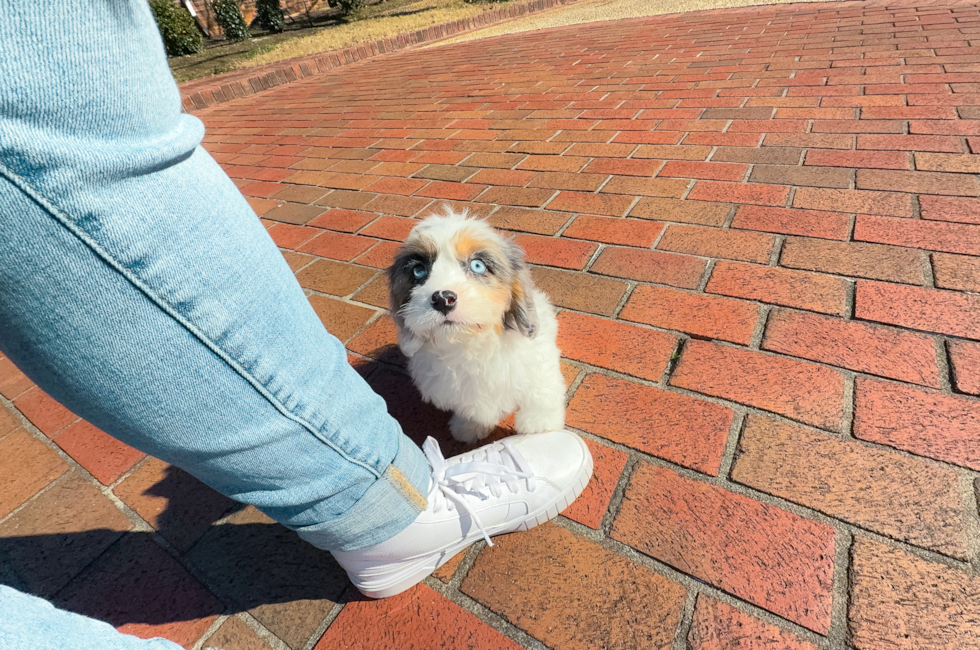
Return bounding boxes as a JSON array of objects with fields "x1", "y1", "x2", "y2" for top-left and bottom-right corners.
[{"x1": 168, "y1": 0, "x2": 513, "y2": 82}]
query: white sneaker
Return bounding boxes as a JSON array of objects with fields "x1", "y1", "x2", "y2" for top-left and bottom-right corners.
[{"x1": 331, "y1": 430, "x2": 594, "y2": 599}]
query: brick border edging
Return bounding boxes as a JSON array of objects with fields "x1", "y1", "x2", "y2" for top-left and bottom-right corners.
[{"x1": 178, "y1": 0, "x2": 578, "y2": 113}]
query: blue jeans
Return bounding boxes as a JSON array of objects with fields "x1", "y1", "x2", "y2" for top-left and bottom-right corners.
[{"x1": 0, "y1": 1, "x2": 430, "y2": 647}]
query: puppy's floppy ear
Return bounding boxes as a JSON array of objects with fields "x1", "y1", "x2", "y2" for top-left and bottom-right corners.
[
  {"x1": 502, "y1": 240, "x2": 538, "y2": 338},
  {"x1": 387, "y1": 249, "x2": 423, "y2": 358}
]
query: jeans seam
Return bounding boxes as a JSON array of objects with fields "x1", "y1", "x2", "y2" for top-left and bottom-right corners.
[{"x1": 0, "y1": 162, "x2": 384, "y2": 479}]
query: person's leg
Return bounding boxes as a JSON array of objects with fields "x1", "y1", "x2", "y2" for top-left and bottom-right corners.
[
  {"x1": 0, "y1": 585, "x2": 183, "y2": 650},
  {"x1": 0, "y1": 2, "x2": 428, "y2": 552}
]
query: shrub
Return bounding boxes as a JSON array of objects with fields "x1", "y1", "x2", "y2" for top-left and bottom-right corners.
[
  {"x1": 211, "y1": 0, "x2": 251, "y2": 41},
  {"x1": 149, "y1": 0, "x2": 204, "y2": 57},
  {"x1": 255, "y1": 0, "x2": 285, "y2": 33},
  {"x1": 336, "y1": 0, "x2": 365, "y2": 17}
]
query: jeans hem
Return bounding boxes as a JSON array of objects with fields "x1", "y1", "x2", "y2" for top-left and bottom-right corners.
[{"x1": 295, "y1": 435, "x2": 431, "y2": 552}]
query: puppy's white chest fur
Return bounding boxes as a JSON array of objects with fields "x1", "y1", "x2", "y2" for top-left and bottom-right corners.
[{"x1": 409, "y1": 291, "x2": 560, "y2": 424}]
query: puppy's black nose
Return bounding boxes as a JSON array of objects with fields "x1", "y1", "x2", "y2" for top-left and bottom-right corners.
[{"x1": 431, "y1": 290, "x2": 457, "y2": 315}]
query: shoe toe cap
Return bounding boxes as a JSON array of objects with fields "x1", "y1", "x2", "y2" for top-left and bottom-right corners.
[{"x1": 512, "y1": 430, "x2": 592, "y2": 489}]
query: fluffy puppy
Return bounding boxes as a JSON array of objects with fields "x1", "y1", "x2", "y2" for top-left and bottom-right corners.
[{"x1": 387, "y1": 212, "x2": 566, "y2": 443}]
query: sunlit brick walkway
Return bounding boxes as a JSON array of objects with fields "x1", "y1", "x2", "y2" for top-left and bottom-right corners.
[{"x1": 3, "y1": 0, "x2": 980, "y2": 647}]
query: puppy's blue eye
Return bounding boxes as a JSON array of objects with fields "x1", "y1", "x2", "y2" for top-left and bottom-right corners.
[
  {"x1": 412, "y1": 265, "x2": 427, "y2": 280},
  {"x1": 469, "y1": 259, "x2": 487, "y2": 274}
]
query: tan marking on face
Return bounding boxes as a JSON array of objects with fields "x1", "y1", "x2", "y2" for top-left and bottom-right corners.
[{"x1": 451, "y1": 227, "x2": 498, "y2": 262}]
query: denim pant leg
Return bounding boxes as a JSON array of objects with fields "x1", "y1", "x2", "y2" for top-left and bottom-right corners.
[
  {"x1": 0, "y1": 585, "x2": 183, "y2": 650},
  {"x1": 0, "y1": 2, "x2": 429, "y2": 551}
]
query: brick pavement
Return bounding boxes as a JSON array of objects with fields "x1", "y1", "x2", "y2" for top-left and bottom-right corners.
[{"x1": 3, "y1": 0, "x2": 980, "y2": 648}]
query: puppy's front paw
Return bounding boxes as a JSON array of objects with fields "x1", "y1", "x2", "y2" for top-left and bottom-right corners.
[{"x1": 449, "y1": 414, "x2": 494, "y2": 443}]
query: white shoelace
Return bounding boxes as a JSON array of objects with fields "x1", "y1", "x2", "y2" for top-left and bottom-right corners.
[{"x1": 422, "y1": 436, "x2": 536, "y2": 547}]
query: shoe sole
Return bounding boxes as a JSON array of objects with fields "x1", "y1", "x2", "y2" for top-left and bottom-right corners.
[{"x1": 347, "y1": 435, "x2": 594, "y2": 599}]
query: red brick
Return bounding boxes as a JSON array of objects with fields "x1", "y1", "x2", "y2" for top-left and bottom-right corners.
[
  {"x1": 915, "y1": 153, "x2": 980, "y2": 174},
  {"x1": 297, "y1": 231, "x2": 376, "y2": 261},
  {"x1": 346, "y1": 316, "x2": 405, "y2": 368},
  {"x1": 857, "y1": 169, "x2": 980, "y2": 196},
  {"x1": 793, "y1": 187, "x2": 913, "y2": 217},
  {"x1": 857, "y1": 134, "x2": 965, "y2": 153},
  {"x1": 267, "y1": 223, "x2": 321, "y2": 250},
  {"x1": 0, "y1": 472, "x2": 133, "y2": 599},
  {"x1": 732, "y1": 205, "x2": 850, "y2": 240},
  {"x1": 583, "y1": 158, "x2": 663, "y2": 176},
  {"x1": 364, "y1": 176, "x2": 429, "y2": 196},
  {"x1": 949, "y1": 339, "x2": 980, "y2": 395},
  {"x1": 462, "y1": 523, "x2": 687, "y2": 649},
  {"x1": 308, "y1": 295, "x2": 376, "y2": 343},
  {"x1": 52, "y1": 421, "x2": 145, "y2": 485},
  {"x1": 546, "y1": 191, "x2": 634, "y2": 216},
  {"x1": 657, "y1": 225, "x2": 776, "y2": 264},
  {"x1": 516, "y1": 155, "x2": 589, "y2": 172},
  {"x1": 764, "y1": 309, "x2": 941, "y2": 387},
  {"x1": 463, "y1": 152, "x2": 526, "y2": 168},
  {"x1": 711, "y1": 146, "x2": 803, "y2": 165},
  {"x1": 562, "y1": 214, "x2": 664, "y2": 247},
  {"x1": 854, "y1": 377, "x2": 980, "y2": 471},
  {"x1": 246, "y1": 197, "x2": 281, "y2": 217},
  {"x1": 115, "y1": 456, "x2": 234, "y2": 552},
  {"x1": 857, "y1": 280, "x2": 980, "y2": 339},
  {"x1": 850, "y1": 538, "x2": 980, "y2": 650},
  {"x1": 612, "y1": 462, "x2": 835, "y2": 634},
  {"x1": 13, "y1": 387, "x2": 77, "y2": 436},
  {"x1": 600, "y1": 176, "x2": 689, "y2": 198},
  {"x1": 765, "y1": 133, "x2": 854, "y2": 149},
  {"x1": 528, "y1": 171, "x2": 607, "y2": 191},
  {"x1": 634, "y1": 144, "x2": 712, "y2": 160},
  {"x1": 0, "y1": 405, "x2": 19, "y2": 438},
  {"x1": 359, "y1": 215, "x2": 417, "y2": 241},
  {"x1": 565, "y1": 142, "x2": 636, "y2": 157},
  {"x1": 316, "y1": 584, "x2": 522, "y2": 650},
  {"x1": 561, "y1": 438, "x2": 628, "y2": 529},
  {"x1": 688, "y1": 596, "x2": 820, "y2": 650},
  {"x1": 0, "y1": 356, "x2": 34, "y2": 400},
  {"x1": 202, "y1": 618, "x2": 275, "y2": 650},
  {"x1": 590, "y1": 247, "x2": 706, "y2": 288},
  {"x1": 670, "y1": 340, "x2": 846, "y2": 430},
  {"x1": 54, "y1": 535, "x2": 222, "y2": 647},
  {"x1": 415, "y1": 180, "x2": 487, "y2": 201},
  {"x1": 512, "y1": 234, "x2": 597, "y2": 270},
  {"x1": 856, "y1": 213, "x2": 980, "y2": 256},
  {"x1": 686, "y1": 133, "x2": 766, "y2": 147},
  {"x1": 262, "y1": 202, "x2": 330, "y2": 225},
  {"x1": 750, "y1": 164, "x2": 853, "y2": 189},
  {"x1": 414, "y1": 164, "x2": 476, "y2": 182},
  {"x1": 557, "y1": 311, "x2": 677, "y2": 381},
  {"x1": 813, "y1": 119, "x2": 904, "y2": 134},
  {"x1": 531, "y1": 267, "x2": 627, "y2": 317},
  {"x1": 911, "y1": 119, "x2": 980, "y2": 136},
  {"x1": 919, "y1": 195, "x2": 980, "y2": 225},
  {"x1": 475, "y1": 186, "x2": 554, "y2": 208},
  {"x1": 658, "y1": 160, "x2": 748, "y2": 181},
  {"x1": 706, "y1": 261, "x2": 849, "y2": 316},
  {"x1": 567, "y1": 374, "x2": 732, "y2": 475},
  {"x1": 780, "y1": 237, "x2": 925, "y2": 284},
  {"x1": 631, "y1": 198, "x2": 732, "y2": 226},
  {"x1": 620, "y1": 285, "x2": 759, "y2": 345},
  {"x1": 805, "y1": 149, "x2": 911, "y2": 170},
  {"x1": 0, "y1": 429, "x2": 69, "y2": 519},
  {"x1": 486, "y1": 206, "x2": 571, "y2": 235},
  {"x1": 466, "y1": 168, "x2": 535, "y2": 186},
  {"x1": 733, "y1": 415, "x2": 969, "y2": 558},
  {"x1": 933, "y1": 252, "x2": 980, "y2": 292},
  {"x1": 688, "y1": 181, "x2": 791, "y2": 207}
]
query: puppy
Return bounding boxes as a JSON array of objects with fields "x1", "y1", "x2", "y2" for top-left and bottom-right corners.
[{"x1": 387, "y1": 211, "x2": 566, "y2": 443}]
